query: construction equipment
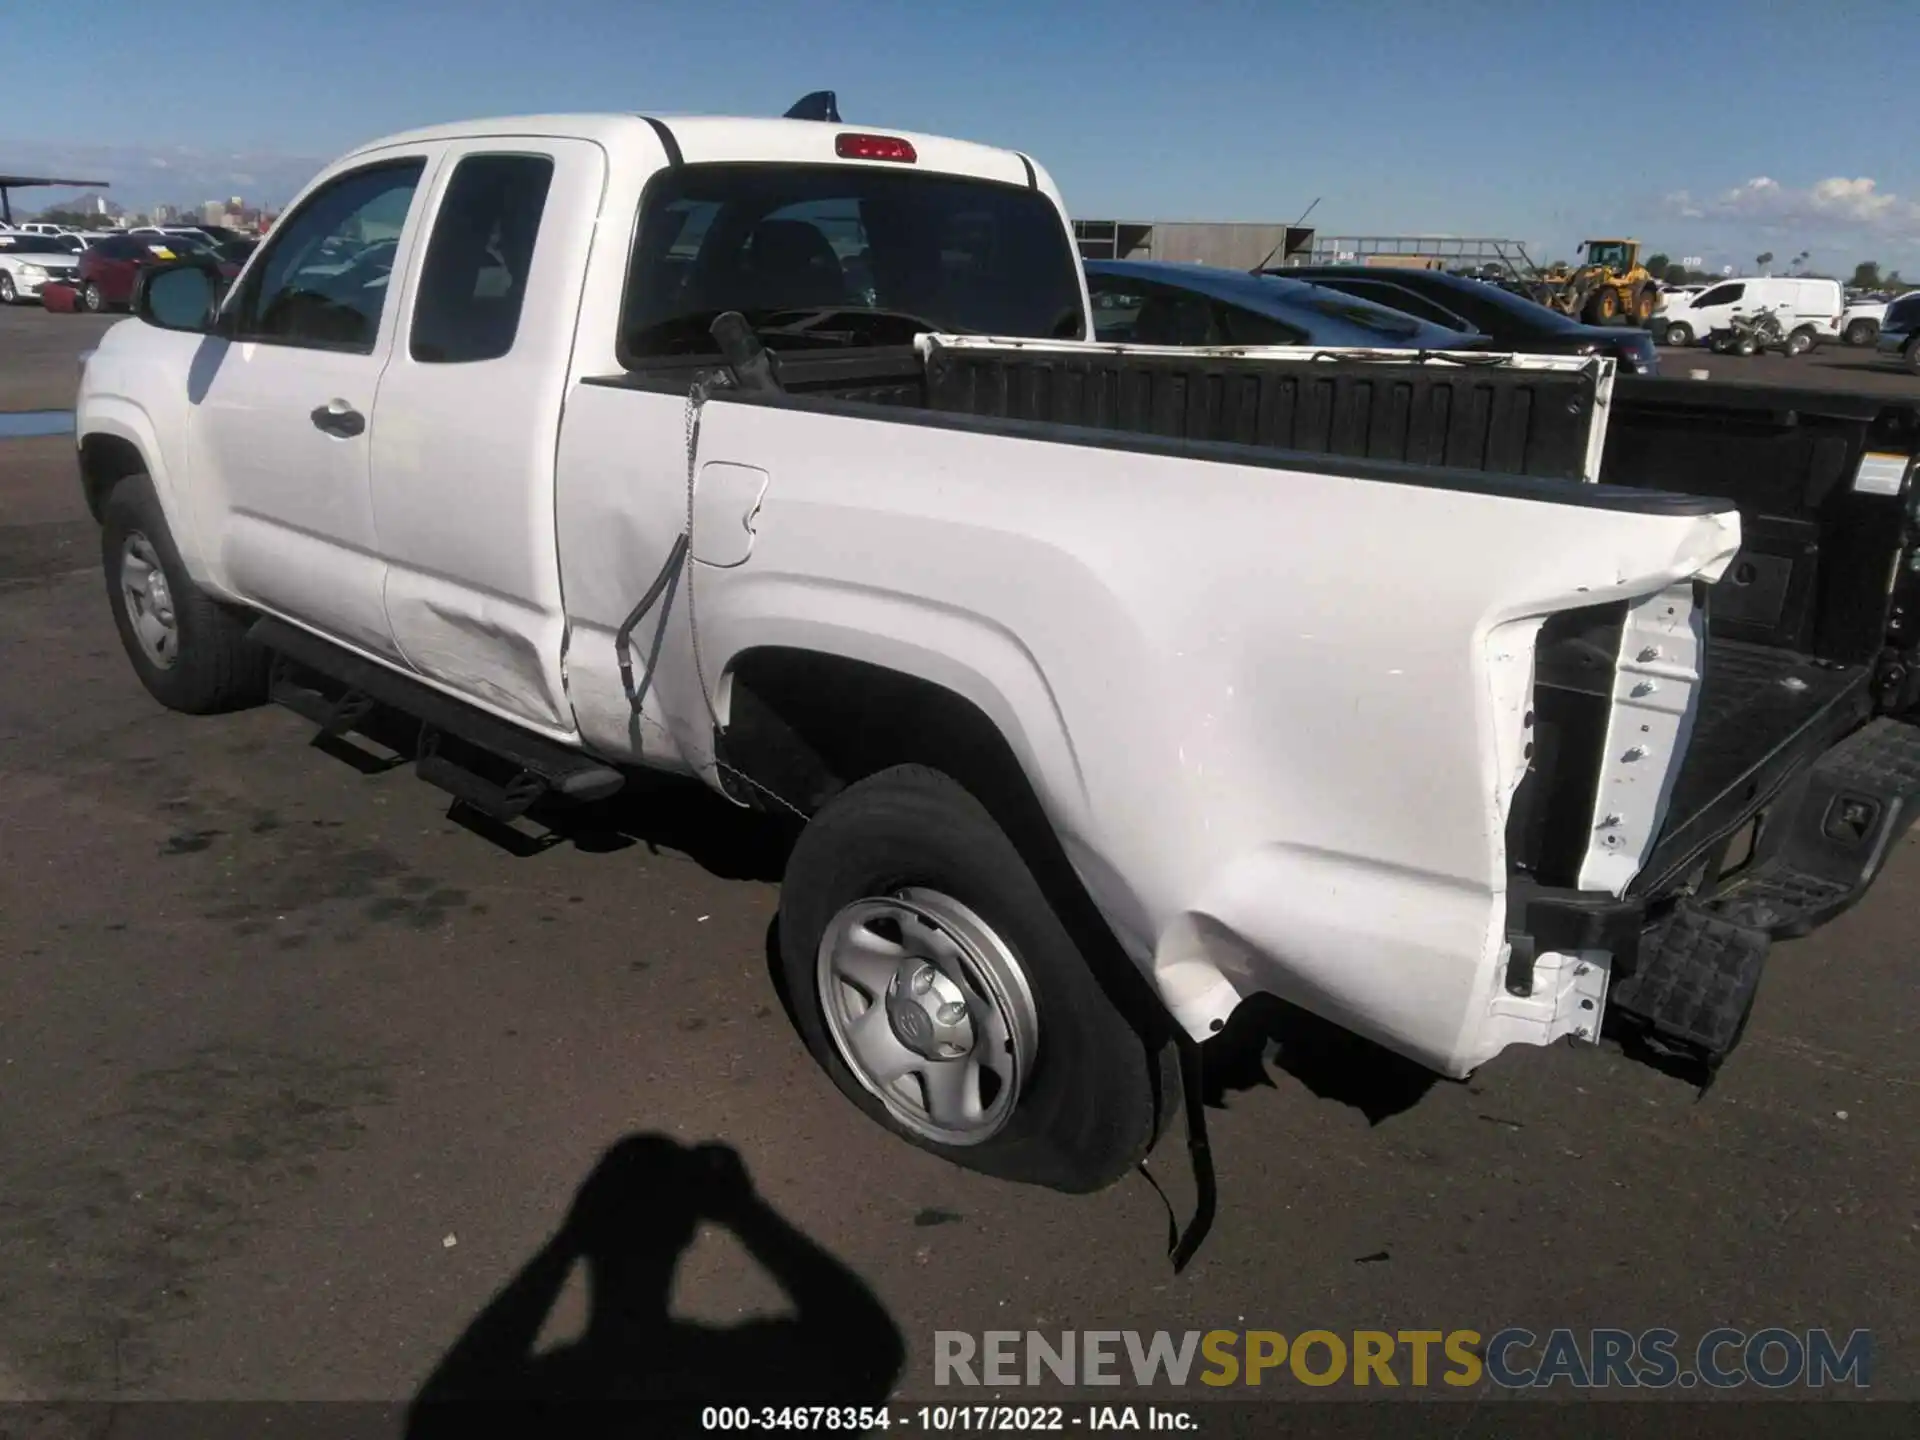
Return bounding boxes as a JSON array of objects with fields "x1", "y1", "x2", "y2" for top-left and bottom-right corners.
[{"x1": 1530, "y1": 239, "x2": 1659, "y2": 326}]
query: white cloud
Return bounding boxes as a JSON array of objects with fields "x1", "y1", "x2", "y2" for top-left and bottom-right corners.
[{"x1": 1662, "y1": 175, "x2": 1920, "y2": 233}]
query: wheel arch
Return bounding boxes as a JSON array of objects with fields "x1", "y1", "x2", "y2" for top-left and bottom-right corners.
[
  {"x1": 716, "y1": 643, "x2": 1178, "y2": 1054},
  {"x1": 77, "y1": 404, "x2": 211, "y2": 581}
]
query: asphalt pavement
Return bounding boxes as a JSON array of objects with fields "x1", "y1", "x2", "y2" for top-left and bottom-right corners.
[{"x1": 2, "y1": 306, "x2": 1917, "y2": 1423}]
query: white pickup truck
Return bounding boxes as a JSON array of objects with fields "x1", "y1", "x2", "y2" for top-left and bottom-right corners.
[{"x1": 74, "y1": 108, "x2": 1920, "y2": 1194}]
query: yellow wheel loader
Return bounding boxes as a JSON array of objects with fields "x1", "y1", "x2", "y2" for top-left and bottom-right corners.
[{"x1": 1530, "y1": 239, "x2": 1659, "y2": 326}]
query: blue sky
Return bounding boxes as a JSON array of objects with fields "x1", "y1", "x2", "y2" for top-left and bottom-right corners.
[{"x1": 6, "y1": 0, "x2": 1917, "y2": 272}]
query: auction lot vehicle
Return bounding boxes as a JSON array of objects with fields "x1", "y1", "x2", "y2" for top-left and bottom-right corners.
[
  {"x1": 1840, "y1": 296, "x2": 1890, "y2": 346},
  {"x1": 75, "y1": 112, "x2": 1920, "y2": 1194},
  {"x1": 1662, "y1": 276, "x2": 1843, "y2": 351},
  {"x1": 0, "y1": 232, "x2": 83, "y2": 303},
  {"x1": 1875, "y1": 294, "x2": 1920, "y2": 373}
]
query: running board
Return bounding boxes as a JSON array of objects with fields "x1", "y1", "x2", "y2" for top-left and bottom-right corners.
[{"x1": 250, "y1": 617, "x2": 625, "y2": 818}]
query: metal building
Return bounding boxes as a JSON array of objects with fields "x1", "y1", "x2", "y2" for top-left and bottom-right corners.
[
  {"x1": 1073, "y1": 220, "x2": 1315, "y2": 270},
  {"x1": 1073, "y1": 221, "x2": 1540, "y2": 276}
]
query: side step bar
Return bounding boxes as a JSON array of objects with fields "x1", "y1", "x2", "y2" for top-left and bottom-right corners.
[{"x1": 251, "y1": 617, "x2": 624, "y2": 821}]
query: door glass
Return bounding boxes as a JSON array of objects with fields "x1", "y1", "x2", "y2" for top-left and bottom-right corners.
[
  {"x1": 1088, "y1": 282, "x2": 1146, "y2": 341},
  {"x1": 234, "y1": 160, "x2": 426, "y2": 352},
  {"x1": 411, "y1": 153, "x2": 555, "y2": 363}
]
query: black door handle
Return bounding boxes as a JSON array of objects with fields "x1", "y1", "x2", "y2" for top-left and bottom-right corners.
[{"x1": 310, "y1": 404, "x2": 365, "y2": 438}]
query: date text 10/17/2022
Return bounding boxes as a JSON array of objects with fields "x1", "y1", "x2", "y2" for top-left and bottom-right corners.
[{"x1": 701, "y1": 1407, "x2": 1197, "y2": 1431}]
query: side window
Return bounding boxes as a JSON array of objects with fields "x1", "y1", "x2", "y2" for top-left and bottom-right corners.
[
  {"x1": 1088, "y1": 282, "x2": 1146, "y2": 342},
  {"x1": 1130, "y1": 288, "x2": 1219, "y2": 346},
  {"x1": 1696, "y1": 283, "x2": 1744, "y2": 307},
  {"x1": 1337, "y1": 281, "x2": 1467, "y2": 330},
  {"x1": 410, "y1": 153, "x2": 555, "y2": 364},
  {"x1": 233, "y1": 160, "x2": 425, "y2": 352},
  {"x1": 1216, "y1": 304, "x2": 1306, "y2": 346}
]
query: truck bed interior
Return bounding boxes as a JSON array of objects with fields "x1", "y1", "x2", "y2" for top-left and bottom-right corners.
[{"x1": 600, "y1": 343, "x2": 1920, "y2": 909}]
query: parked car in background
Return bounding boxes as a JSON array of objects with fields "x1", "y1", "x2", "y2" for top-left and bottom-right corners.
[
  {"x1": 1873, "y1": 293, "x2": 1920, "y2": 372},
  {"x1": 1262, "y1": 264, "x2": 1661, "y2": 373},
  {"x1": 1654, "y1": 283, "x2": 1709, "y2": 315},
  {"x1": 0, "y1": 232, "x2": 84, "y2": 304},
  {"x1": 77, "y1": 231, "x2": 217, "y2": 312},
  {"x1": 1086, "y1": 260, "x2": 1472, "y2": 350},
  {"x1": 1839, "y1": 296, "x2": 1890, "y2": 346},
  {"x1": 1659, "y1": 277, "x2": 1842, "y2": 351}
]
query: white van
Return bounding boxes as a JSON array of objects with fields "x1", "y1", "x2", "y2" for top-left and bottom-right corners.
[{"x1": 1660, "y1": 276, "x2": 1844, "y2": 351}]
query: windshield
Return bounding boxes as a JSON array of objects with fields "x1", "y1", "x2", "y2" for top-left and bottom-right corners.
[
  {"x1": 1584, "y1": 241, "x2": 1632, "y2": 270},
  {"x1": 622, "y1": 163, "x2": 1085, "y2": 359}
]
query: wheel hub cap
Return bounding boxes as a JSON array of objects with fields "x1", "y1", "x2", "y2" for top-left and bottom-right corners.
[
  {"x1": 816, "y1": 888, "x2": 1039, "y2": 1146},
  {"x1": 886, "y1": 962, "x2": 975, "y2": 1060},
  {"x1": 119, "y1": 532, "x2": 180, "y2": 669}
]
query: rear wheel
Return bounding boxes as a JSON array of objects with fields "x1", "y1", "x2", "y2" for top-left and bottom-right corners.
[
  {"x1": 1735, "y1": 334, "x2": 1758, "y2": 357},
  {"x1": 1631, "y1": 286, "x2": 1656, "y2": 324},
  {"x1": 1786, "y1": 327, "x2": 1815, "y2": 357},
  {"x1": 1845, "y1": 318, "x2": 1877, "y2": 346},
  {"x1": 1585, "y1": 288, "x2": 1620, "y2": 325},
  {"x1": 777, "y1": 765, "x2": 1169, "y2": 1193},
  {"x1": 0, "y1": 274, "x2": 16, "y2": 305},
  {"x1": 1906, "y1": 339, "x2": 1920, "y2": 375},
  {"x1": 101, "y1": 474, "x2": 269, "y2": 714},
  {"x1": 1663, "y1": 321, "x2": 1693, "y2": 347}
]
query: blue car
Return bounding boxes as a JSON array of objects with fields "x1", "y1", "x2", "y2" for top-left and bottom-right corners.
[{"x1": 1084, "y1": 259, "x2": 1472, "y2": 351}]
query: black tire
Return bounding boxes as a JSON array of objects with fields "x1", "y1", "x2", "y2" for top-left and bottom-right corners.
[
  {"x1": 1786, "y1": 328, "x2": 1815, "y2": 357},
  {"x1": 1584, "y1": 289, "x2": 1620, "y2": 325},
  {"x1": 1663, "y1": 322, "x2": 1692, "y2": 348},
  {"x1": 82, "y1": 281, "x2": 105, "y2": 313},
  {"x1": 1845, "y1": 318, "x2": 1877, "y2": 346},
  {"x1": 777, "y1": 764, "x2": 1168, "y2": 1193},
  {"x1": 101, "y1": 474, "x2": 269, "y2": 714},
  {"x1": 1906, "y1": 339, "x2": 1920, "y2": 376},
  {"x1": 1735, "y1": 334, "x2": 1758, "y2": 357},
  {"x1": 0, "y1": 273, "x2": 15, "y2": 305}
]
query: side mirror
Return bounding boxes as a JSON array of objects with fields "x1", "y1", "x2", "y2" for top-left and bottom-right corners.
[{"x1": 133, "y1": 260, "x2": 225, "y2": 333}]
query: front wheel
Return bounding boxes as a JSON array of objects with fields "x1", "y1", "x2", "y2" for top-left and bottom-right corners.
[
  {"x1": 101, "y1": 474, "x2": 269, "y2": 714},
  {"x1": 0, "y1": 274, "x2": 16, "y2": 305},
  {"x1": 1735, "y1": 334, "x2": 1758, "y2": 357},
  {"x1": 1906, "y1": 339, "x2": 1920, "y2": 376},
  {"x1": 1664, "y1": 322, "x2": 1693, "y2": 348},
  {"x1": 82, "y1": 281, "x2": 105, "y2": 313},
  {"x1": 777, "y1": 765, "x2": 1169, "y2": 1193},
  {"x1": 1845, "y1": 318, "x2": 1878, "y2": 346}
]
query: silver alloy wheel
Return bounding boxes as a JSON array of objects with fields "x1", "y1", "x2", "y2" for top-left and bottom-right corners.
[
  {"x1": 0, "y1": 274, "x2": 14, "y2": 304},
  {"x1": 119, "y1": 532, "x2": 179, "y2": 669},
  {"x1": 816, "y1": 888, "x2": 1039, "y2": 1146}
]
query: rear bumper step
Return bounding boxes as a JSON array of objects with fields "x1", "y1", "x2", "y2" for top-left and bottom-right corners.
[
  {"x1": 1700, "y1": 716, "x2": 1920, "y2": 938},
  {"x1": 1613, "y1": 903, "x2": 1770, "y2": 1064},
  {"x1": 1611, "y1": 717, "x2": 1920, "y2": 1063},
  {"x1": 250, "y1": 617, "x2": 624, "y2": 818}
]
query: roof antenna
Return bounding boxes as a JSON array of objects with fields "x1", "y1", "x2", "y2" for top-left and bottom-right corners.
[
  {"x1": 1252, "y1": 197, "x2": 1319, "y2": 273},
  {"x1": 784, "y1": 91, "x2": 841, "y2": 122}
]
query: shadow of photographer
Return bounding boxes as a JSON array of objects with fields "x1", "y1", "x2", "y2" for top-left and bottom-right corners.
[{"x1": 406, "y1": 1134, "x2": 904, "y2": 1437}]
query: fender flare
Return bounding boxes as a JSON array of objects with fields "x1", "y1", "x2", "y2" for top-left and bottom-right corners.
[{"x1": 78, "y1": 399, "x2": 213, "y2": 585}]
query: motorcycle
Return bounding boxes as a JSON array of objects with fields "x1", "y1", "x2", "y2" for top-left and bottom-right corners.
[{"x1": 1708, "y1": 304, "x2": 1810, "y2": 357}]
